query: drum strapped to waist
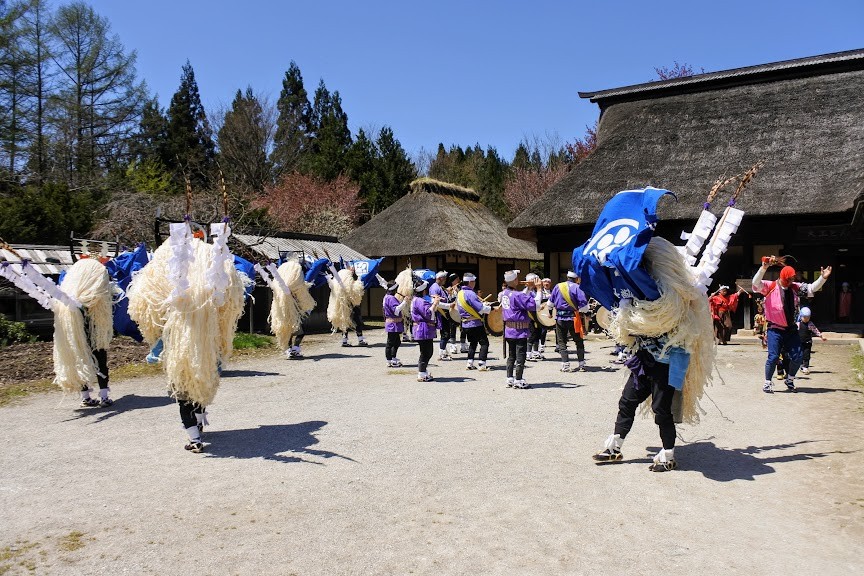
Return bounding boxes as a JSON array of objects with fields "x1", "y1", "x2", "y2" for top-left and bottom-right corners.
[
  {"x1": 446, "y1": 303, "x2": 461, "y2": 324},
  {"x1": 484, "y1": 306, "x2": 504, "y2": 336},
  {"x1": 595, "y1": 307, "x2": 611, "y2": 330},
  {"x1": 536, "y1": 303, "x2": 557, "y2": 328}
]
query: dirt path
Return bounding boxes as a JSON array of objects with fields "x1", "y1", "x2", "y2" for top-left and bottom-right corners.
[{"x1": 1, "y1": 335, "x2": 862, "y2": 575}]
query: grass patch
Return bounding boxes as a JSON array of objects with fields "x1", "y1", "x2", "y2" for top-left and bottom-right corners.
[
  {"x1": 58, "y1": 531, "x2": 88, "y2": 552},
  {"x1": 0, "y1": 540, "x2": 39, "y2": 575},
  {"x1": 232, "y1": 333, "x2": 275, "y2": 350},
  {"x1": 0, "y1": 379, "x2": 55, "y2": 408}
]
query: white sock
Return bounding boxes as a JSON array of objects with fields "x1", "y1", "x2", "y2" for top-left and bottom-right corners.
[
  {"x1": 80, "y1": 388, "x2": 92, "y2": 401},
  {"x1": 195, "y1": 412, "x2": 208, "y2": 427},
  {"x1": 99, "y1": 388, "x2": 110, "y2": 401},
  {"x1": 185, "y1": 425, "x2": 201, "y2": 442}
]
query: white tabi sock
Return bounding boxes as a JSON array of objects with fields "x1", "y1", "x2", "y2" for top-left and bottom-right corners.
[
  {"x1": 654, "y1": 448, "x2": 674, "y2": 463},
  {"x1": 80, "y1": 387, "x2": 92, "y2": 400},
  {"x1": 603, "y1": 433, "x2": 624, "y2": 451},
  {"x1": 185, "y1": 425, "x2": 202, "y2": 443},
  {"x1": 99, "y1": 387, "x2": 110, "y2": 401}
]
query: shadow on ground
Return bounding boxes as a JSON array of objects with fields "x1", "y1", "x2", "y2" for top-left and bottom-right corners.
[
  {"x1": 221, "y1": 370, "x2": 281, "y2": 378},
  {"x1": 529, "y1": 382, "x2": 585, "y2": 389},
  {"x1": 64, "y1": 393, "x2": 174, "y2": 423},
  {"x1": 203, "y1": 420, "x2": 354, "y2": 464},
  {"x1": 670, "y1": 440, "x2": 855, "y2": 482},
  {"x1": 311, "y1": 353, "x2": 371, "y2": 361}
]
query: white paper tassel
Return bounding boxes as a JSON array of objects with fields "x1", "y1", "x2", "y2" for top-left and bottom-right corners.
[
  {"x1": 166, "y1": 222, "x2": 193, "y2": 304},
  {"x1": 0, "y1": 263, "x2": 56, "y2": 310},
  {"x1": 20, "y1": 261, "x2": 79, "y2": 308},
  {"x1": 255, "y1": 263, "x2": 274, "y2": 288},
  {"x1": 206, "y1": 222, "x2": 232, "y2": 307},
  {"x1": 681, "y1": 210, "x2": 718, "y2": 257}
]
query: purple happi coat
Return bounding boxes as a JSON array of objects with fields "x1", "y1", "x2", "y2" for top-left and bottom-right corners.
[
  {"x1": 457, "y1": 287, "x2": 486, "y2": 329},
  {"x1": 411, "y1": 297, "x2": 437, "y2": 341},
  {"x1": 382, "y1": 293, "x2": 404, "y2": 333},
  {"x1": 500, "y1": 287, "x2": 536, "y2": 339},
  {"x1": 549, "y1": 281, "x2": 587, "y2": 320}
]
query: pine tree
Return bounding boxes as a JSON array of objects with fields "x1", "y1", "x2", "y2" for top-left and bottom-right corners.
[
  {"x1": 272, "y1": 61, "x2": 311, "y2": 178},
  {"x1": 304, "y1": 79, "x2": 351, "y2": 180},
  {"x1": 374, "y1": 126, "x2": 415, "y2": 212},
  {"x1": 217, "y1": 86, "x2": 273, "y2": 193},
  {"x1": 344, "y1": 127, "x2": 379, "y2": 219},
  {"x1": 166, "y1": 60, "x2": 215, "y2": 190}
]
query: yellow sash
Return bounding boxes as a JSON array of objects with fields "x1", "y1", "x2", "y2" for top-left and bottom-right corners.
[
  {"x1": 457, "y1": 290, "x2": 483, "y2": 321},
  {"x1": 557, "y1": 282, "x2": 577, "y2": 310}
]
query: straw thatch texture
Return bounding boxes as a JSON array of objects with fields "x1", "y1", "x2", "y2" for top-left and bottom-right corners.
[
  {"x1": 343, "y1": 178, "x2": 540, "y2": 259},
  {"x1": 509, "y1": 58, "x2": 864, "y2": 239}
]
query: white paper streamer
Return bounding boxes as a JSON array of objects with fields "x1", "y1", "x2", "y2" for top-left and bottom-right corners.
[
  {"x1": 254, "y1": 263, "x2": 274, "y2": 288},
  {"x1": 20, "y1": 261, "x2": 79, "y2": 308},
  {"x1": 166, "y1": 222, "x2": 193, "y2": 304},
  {"x1": 206, "y1": 222, "x2": 232, "y2": 307},
  {"x1": 0, "y1": 263, "x2": 55, "y2": 310}
]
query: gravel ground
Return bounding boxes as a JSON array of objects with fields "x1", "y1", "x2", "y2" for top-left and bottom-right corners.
[{"x1": 1, "y1": 332, "x2": 862, "y2": 575}]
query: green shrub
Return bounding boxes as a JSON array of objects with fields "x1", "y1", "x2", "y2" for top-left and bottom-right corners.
[
  {"x1": 232, "y1": 333, "x2": 274, "y2": 350},
  {"x1": 0, "y1": 316, "x2": 37, "y2": 346}
]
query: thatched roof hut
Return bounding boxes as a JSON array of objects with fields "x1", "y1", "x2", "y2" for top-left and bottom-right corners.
[
  {"x1": 508, "y1": 48, "x2": 864, "y2": 327},
  {"x1": 344, "y1": 178, "x2": 540, "y2": 260},
  {"x1": 509, "y1": 48, "x2": 864, "y2": 242},
  {"x1": 342, "y1": 178, "x2": 540, "y2": 314}
]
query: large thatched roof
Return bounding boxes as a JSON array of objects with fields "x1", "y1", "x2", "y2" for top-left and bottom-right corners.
[
  {"x1": 509, "y1": 49, "x2": 864, "y2": 241},
  {"x1": 342, "y1": 178, "x2": 540, "y2": 259}
]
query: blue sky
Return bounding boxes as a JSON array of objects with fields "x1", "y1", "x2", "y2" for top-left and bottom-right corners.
[{"x1": 86, "y1": 0, "x2": 863, "y2": 161}]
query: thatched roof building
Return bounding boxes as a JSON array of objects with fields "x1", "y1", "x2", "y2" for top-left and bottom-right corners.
[
  {"x1": 342, "y1": 178, "x2": 540, "y2": 314},
  {"x1": 344, "y1": 178, "x2": 540, "y2": 260},
  {"x1": 508, "y1": 49, "x2": 864, "y2": 327}
]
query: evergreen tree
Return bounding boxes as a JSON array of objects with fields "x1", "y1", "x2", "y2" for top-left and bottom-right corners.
[
  {"x1": 217, "y1": 86, "x2": 273, "y2": 193},
  {"x1": 271, "y1": 61, "x2": 310, "y2": 178},
  {"x1": 344, "y1": 127, "x2": 379, "y2": 219},
  {"x1": 476, "y1": 146, "x2": 509, "y2": 219},
  {"x1": 166, "y1": 60, "x2": 215, "y2": 190},
  {"x1": 0, "y1": 0, "x2": 32, "y2": 179},
  {"x1": 304, "y1": 79, "x2": 351, "y2": 180},
  {"x1": 373, "y1": 126, "x2": 415, "y2": 214}
]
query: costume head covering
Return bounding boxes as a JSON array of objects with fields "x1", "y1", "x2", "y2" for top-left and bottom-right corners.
[
  {"x1": 463, "y1": 272, "x2": 476, "y2": 282},
  {"x1": 780, "y1": 266, "x2": 796, "y2": 283},
  {"x1": 842, "y1": 281, "x2": 850, "y2": 288},
  {"x1": 572, "y1": 186, "x2": 714, "y2": 425},
  {"x1": 718, "y1": 285, "x2": 729, "y2": 291},
  {"x1": 386, "y1": 281, "x2": 398, "y2": 292},
  {"x1": 435, "y1": 270, "x2": 448, "y2": 279},
  {"x1": 504, "y1": 270, "x2": 520, "y2": 282},
  {"x1": 525, "y1": 273, "x2": 539, "y2": 282},
  {"x1": 542, "y1": 277, "x2": 551, "y2": 283},
  {"x1": 414, "y1": 279, "x2": 429, "y2": 292},
  {"x1": 799, "y1": 306, "x2": 811, "y2": 317},
  {"x1": 566, "y1": 271, "x2": 579, "y2": 280}
]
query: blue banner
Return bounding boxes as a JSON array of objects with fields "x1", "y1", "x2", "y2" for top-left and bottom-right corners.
[
  {"x1": 105, "y1": 244, "x2": 150, "y2": 342},
  {"x1": 571, "y1": 187, "x2": 675, "y2": 310}
]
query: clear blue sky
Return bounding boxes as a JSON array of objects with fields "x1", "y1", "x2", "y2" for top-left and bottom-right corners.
[{"x1": 86, "y1": 0, "x2": 863, "y2": 161}]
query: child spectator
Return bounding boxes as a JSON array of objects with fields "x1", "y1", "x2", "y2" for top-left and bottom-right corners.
[{"x1": 797, "y1": 307, "x2": 826, "y2": 375}]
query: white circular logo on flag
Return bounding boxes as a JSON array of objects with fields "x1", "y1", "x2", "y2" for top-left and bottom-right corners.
[{"x1": 582, "y1": 219, "x2": 639, "y2": 264}]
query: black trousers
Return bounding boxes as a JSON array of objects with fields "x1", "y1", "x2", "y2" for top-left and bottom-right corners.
[
  {"x1": 555, "y1": 320, "x2": 584, "y2": 363},
  {"x1": 417, "y1": 339, "x2": 434, "y2": 372},
  {"x1": 465, "y1": 325, "x2": 489, "y2": 361},
  {"x1": 178, "y1": 399, "x2": 205, "y2": 429},
  {"x1": 613, "y1": 351, "x2": 676, "y2": 449},
  {"x1": 438, "y1": 315, "x2": 453, "y2": 350},
  {"x1": 801, "y1": 340, "x2": 813, "y2": 368},
  {"x1": 506, "y1": 338, "x2": 528, "y2": 379},
  {"x1": 528, "y1": 323, "x2": 541, "y2": 352},
  {"x1": 83, "y1": 349, "x2": 109, "y2": 391},
  {"x1": 385, "y1": 332, "x2": 401, "y2": 360},
  {"x1": 343, "y1": 306, "x2": 364, "y2": 337},
  {"x1": 289, "y1": 326, "x2": 305, "y2": 347}
]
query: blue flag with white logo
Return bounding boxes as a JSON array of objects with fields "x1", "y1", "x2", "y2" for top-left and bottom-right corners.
[
  {"x1": 571, "y1": 187, "x2": 675, "y2": 310},
  {"x1": 351, "y1": 258, "x2": 385, "y2": 289},
  {"x1": 304, "y1": 258, "x2": 331, "y2": 288}
]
